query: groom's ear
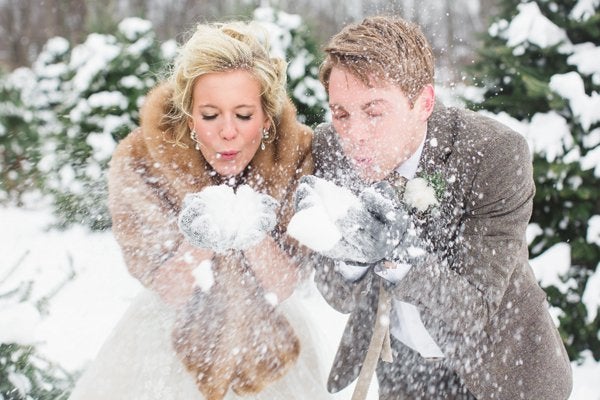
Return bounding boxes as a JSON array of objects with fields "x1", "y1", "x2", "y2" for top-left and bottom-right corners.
[{"x1": 415, "y1": 84, "x2": 435, "y2": 121}]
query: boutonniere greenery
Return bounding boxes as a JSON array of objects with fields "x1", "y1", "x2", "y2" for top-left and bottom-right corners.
[{"x1": 403, "y1": 172, "x2": 446, "y2": 213}]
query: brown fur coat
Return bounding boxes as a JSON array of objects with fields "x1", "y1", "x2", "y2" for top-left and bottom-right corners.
[{"x1": 107, "y1": 83, "x2": 313, "y2": 399}]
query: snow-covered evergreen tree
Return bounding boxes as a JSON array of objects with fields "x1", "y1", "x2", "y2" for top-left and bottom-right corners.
[
  {"x1": 40, "y1": 18, "x2": 172, "y2": 230},
  {"x1": 253, "y1": 6, "x2": 328, "y2": 126},
  {"x1": 1, "y1": 18, "x2": 173, "y2": 230},
  {"x1": 0, "y1": 343, "x2": 73, "y2": 399},
  {"x1": 467, "y1": 0, "x2": 600, "y2": 361},
  {"x1": 0, "y1": 67, "x2": 41, "y2": 205},
  {"x1": 1, "y1": 256, "x2": 75, "y2": 399}
]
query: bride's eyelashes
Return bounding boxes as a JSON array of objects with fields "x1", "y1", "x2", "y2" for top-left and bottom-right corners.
[{"x1": 201, "y1": 114, "x2": 253, "y2": 121}]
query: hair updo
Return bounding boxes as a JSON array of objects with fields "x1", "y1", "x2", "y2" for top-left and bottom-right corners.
[{"x1": 167, "y1": 21, "x2": 288, "y2": 144}]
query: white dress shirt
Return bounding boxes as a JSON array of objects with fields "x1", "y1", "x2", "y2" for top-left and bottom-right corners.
[{"x1": 336, "y1": 137, "x2": 444, "y2": 359}]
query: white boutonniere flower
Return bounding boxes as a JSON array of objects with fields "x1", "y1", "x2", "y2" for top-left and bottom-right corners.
[
  {"x1": 403, "y1": 173, "x2": 445, "y2": 213},
  {"x1": 404, "y1": 177, "x2": 438, "y2": 212}
]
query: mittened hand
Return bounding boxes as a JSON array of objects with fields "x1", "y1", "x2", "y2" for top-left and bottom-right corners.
[
  {"x1": 331, "y1": 182, "x2": 408, "y2": 264},
  {"x1": 293, "y1": 175, "x2": 320, "y2": 211},
  {"x1": 233, "y1": 185, "x2": 278, "y2": 250},
  {"x1": 288, "y1": 176, "x2": 409, "y2": 264},
  {"x1": 178, "y1": 185, "x2": 278, "y2": 254},
  {"x1": 178, "y1": 187, "x2": 235, "y2": 254}
]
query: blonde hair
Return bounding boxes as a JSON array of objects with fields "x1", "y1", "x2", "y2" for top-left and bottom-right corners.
[
  {"x1": 319, "y1": 15, "x2": 434, "y2": 105},
  {"x1": 166, "y1": 21, "x2": 288, "y2": 145}
]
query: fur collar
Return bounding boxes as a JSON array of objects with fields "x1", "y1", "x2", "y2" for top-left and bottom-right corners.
[{"x1": 137, "y1": 82, "x2": 313, "y2": 205}]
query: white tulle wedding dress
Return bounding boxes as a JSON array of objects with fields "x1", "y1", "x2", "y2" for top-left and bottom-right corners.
[{"x1": 68, "y1": 282, "x2": 333, "y2": 400}]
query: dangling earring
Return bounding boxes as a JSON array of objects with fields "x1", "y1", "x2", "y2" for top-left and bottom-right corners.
[
  {"x1": 261, "y1": 127, "x2": 272, "y2": 150},
  {"x1": 190, "y1": 129, "x2": 200, "y2": 150},
  {"x1": 260, "y1": 128, "x2": 267, "y2": 150}
]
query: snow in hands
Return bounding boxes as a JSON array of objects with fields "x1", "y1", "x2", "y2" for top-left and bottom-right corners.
[
  {"x1": 288, "y1": 176, "x2": 409, "y2": 264},
  {"x1": 178, "y1": 184, "x2": 279, "y2": 254},
  {"x1": 287, "y1": 176, "x2": 360, "y2": 252}
]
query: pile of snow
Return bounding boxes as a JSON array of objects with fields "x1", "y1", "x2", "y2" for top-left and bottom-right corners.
[
  {"x1": 0, "y1": 205, "x2": 375, "y2": 398},
  {"x1": 288, "y1": 178, "x2": 360, "y2": 251}
]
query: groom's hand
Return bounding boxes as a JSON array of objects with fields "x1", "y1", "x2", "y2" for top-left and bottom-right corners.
[
  {"x1": 334, "y1": 182, "x2": 409, "y2": 264},
  {"x1": 294, "y1": 175, "x2": 320, "y2": 211},
  {"x1": 293, "y1": 176, "x2": 410, "y2": 264}
]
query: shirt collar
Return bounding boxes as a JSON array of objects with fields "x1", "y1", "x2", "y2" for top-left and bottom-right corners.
[{"x1": 395, "y1": 135, "x2": 426, "y2": 180}]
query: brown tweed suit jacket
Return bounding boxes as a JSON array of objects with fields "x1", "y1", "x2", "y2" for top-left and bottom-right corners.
[{"x1": 312, "y1": 104, "x2": 572, "y2": 400}]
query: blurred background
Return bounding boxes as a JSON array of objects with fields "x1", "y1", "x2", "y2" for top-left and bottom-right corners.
[
  {"x1": 1, "y1": 0, "x2": 599, "y2": 398},
  {"x1": 0, "y1": 0, "x2": 495, "y2": 80}
]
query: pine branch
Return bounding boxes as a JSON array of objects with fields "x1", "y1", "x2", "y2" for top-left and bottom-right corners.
[{"x1": 0, "y1": 249, "x2": 30, "y2": 286}]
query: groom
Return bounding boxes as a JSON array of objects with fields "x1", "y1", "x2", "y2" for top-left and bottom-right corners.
[{"x1": 295, "y1": 15, "x2": 572, "y2": 400}]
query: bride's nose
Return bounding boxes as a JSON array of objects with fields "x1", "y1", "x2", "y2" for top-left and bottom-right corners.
[{"x1": 219, "y1": 117, "x2": 238, "y2": 141}]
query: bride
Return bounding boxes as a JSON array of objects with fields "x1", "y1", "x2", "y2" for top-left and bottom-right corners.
[{"x1": 68, "y1": 21, "x2": 330, "y2": 400}]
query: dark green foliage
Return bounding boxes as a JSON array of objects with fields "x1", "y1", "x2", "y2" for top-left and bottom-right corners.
[
  {"x1": 0, "y1": 343, "x2": 74, "y2": 400},
  {"x1": 0, "y1": 254, "x2": 77, "y2": 399},
  {"x1": 253, "y1": 7, "x2": 328, "y2": 127},
  {"x1": 0, "y1": 69, "x2": 41, "y2": 205},
  {"x1": 9, "y1": 19, "x2": 171, "y2": 230},
  {"x1": 467, "y1": 0, "x2": 600, "y2": 361},
  {"x1": 47, "y1": 20, "x2": 169, "y2": 230}
]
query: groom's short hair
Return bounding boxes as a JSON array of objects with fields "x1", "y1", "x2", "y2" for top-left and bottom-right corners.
[{"x1": 319, "y1": 15, "x2": 435, "y2": 104}]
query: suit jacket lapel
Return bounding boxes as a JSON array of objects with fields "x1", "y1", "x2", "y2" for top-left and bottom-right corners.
[
  {"x1": 417, "y1": 103, "x2": 456, "y2": 178},
  {"x1": 411, "y1": 104, "x2": 462, "y2": 247}
]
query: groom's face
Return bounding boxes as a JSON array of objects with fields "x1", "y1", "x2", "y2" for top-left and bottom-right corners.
[{"x1": 327, "y1": 67, "x2": 433, "y2": 182}]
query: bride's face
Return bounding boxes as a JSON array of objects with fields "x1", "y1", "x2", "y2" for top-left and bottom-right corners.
[{"x1": 188, "y1": 69, "x2": 270, "y2": 176}]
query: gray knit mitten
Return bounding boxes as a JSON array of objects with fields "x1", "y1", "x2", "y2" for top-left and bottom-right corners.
[{"x1": 178, "y1": 185, "x2": 278, "y2": 253}]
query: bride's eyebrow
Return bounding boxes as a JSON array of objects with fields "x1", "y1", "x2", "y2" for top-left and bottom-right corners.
[{"x1": 197, "y1": 104, "x2": 256, "y2": 110}]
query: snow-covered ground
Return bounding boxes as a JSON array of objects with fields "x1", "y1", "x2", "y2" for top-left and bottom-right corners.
[
  {"x1": 1, "y1": 204, "x2": 598, "y2": 399},
  {"x1": 0, "y1": 205, "x2": 377, "y2": 399}
]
